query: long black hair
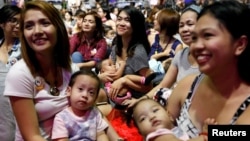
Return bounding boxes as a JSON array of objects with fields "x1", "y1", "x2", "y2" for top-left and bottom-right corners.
[
  {"x1": 115, "y1": 6, "x2": 151, "y2": 58},
  {"x1": 0, "y1": 5, "x2": 21, "y2": 39}
]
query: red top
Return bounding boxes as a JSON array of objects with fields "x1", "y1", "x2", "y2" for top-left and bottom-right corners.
[{"x1": 70, "y1": 34, "x2": 107, "y2": 62}]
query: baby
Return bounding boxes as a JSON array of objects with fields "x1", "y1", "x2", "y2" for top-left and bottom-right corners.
[
  {"x1": 51, "y1": 70, "x2": 109, "y2": 141},
  {"x1": 127, "y1": 98, "x2": 215, "y2": 141},
  {"x1": 98, "y1": 58, "x2": 156, "y2": 104}
]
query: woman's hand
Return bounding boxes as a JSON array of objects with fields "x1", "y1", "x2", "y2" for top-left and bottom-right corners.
[
  {"x1": 98, "y1": 72, "x2": 115, "y2": 83},
  {"x1": 109, "y1": 77, "x2": 126, "y2": 100},
  {"x1": 122, "y1": 98, "x2": 138, "y2": 108}
]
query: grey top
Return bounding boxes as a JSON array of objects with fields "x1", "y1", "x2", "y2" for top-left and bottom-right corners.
[
  {"x1": 172, "y1": 47, "x2": 200, "y2": 82},
  {"x1": 0, "y1": 38, "x2": 21, "y2": 141},
  {"x1": 111, "y1": 43, "x2": 149, "y2": 98}
]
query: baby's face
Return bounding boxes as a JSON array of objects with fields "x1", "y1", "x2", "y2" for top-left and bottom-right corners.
[
  {"x1": 106, "y1": 30, "x2": 116, "y2": 39},
  {"x1": 133, "y1": 99, "x2": 173, "y2": 136},
  {"x1": 101, "y1": 59, "x2": 116, "y2": 73}
]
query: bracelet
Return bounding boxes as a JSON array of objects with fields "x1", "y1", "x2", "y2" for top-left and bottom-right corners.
[
  {"x1": 199, "y1": 132, "x2": 208, "y2": 141},
  {"x1": 199, "y1": 132, "x2": 208, "y2": 136}
]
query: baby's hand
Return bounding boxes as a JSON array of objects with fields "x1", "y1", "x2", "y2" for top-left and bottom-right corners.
[{"x1": 202, "y1": 118, "x2": 218, "y2": 133}]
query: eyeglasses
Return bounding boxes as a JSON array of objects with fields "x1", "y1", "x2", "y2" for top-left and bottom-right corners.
[{"x1": 8, "y1": 17, "x2": 20, "y2": 25}]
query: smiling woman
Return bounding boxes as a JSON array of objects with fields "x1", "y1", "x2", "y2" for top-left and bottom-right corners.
[{"x1": 3, "y1": 1, "x2": 74, "y2": 141}]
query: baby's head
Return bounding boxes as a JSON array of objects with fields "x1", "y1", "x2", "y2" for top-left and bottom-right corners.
[
  {"x1": 97, "y1": 59, "x2": 116, "y2": 74},
  {"x1": 66, "y1": 70, "x2": 101, "y2": 112},
  {"x1": 104, "y1": 25, "x2": 116, "y2": 39},
  {"x1": 127, "y1": 99, "x2": 175, "y2": 137}
]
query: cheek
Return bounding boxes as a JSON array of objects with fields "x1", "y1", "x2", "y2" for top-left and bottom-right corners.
[{"x1": 23, "y1": 30, "x2": 32, "y2": 42}]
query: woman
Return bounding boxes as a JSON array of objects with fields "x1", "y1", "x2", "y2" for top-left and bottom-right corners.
[
  {"x1": 148, "y1": 8, "x2": 183, "y2": 77},
  {"x1": 3, "y1": 1, "x2": 76, "y2": 140},
  {"x1": 168, "y1": 0, "x2": 250, "y2": 139},
  {"x1": 97, "y1": 5, "x2": 116, "y2": 31},
  {"x1": 70, "y1": 11, "x2": 107, "y2": 70},
  {"x1": 0, "y1": 5, "x2": 21, "y2": 141},
  {"x1": 146, "y1": 4, "x2": 201, "y2": 100},
  {"x1": 103, "y1": 6, "x2": 153, "y2": 141},
  {"x1": 149, "y1": 8, "x2": 183, "y2": 61},
  {"x1": 4, "y1": 2, "x2": 121, "y2": 141}
]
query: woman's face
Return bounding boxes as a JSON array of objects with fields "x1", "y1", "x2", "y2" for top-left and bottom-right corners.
[
  {"x1": 23, "y1": 9, "x2": 57, "y2": 55},
  {"x1": 1, "y1": 14, "x2": 20, "y2": 38},
  {"x1": 97, "y1": 7, "x2": 105, "y2": 18},
  {"x1": 82, "y1": 15, "x2": 96, "y2": 33},
  {"x1": 153, "y1": 11, "x2": 161, "y2": 32},
  {"x1": 190, "y1": 14, "x2": 237, "y2": 75},
  {"x1": 179, "y1": 10, "x2": 198, "y2": 45},
  {"x1": 116, "y1": 11, "x2": 133, "y2": 37},
  {"x1": 64, "y1": 12, "x2": 72, "y2": 21},
  {"x1": 113, "y1": 8, "x2": 119, "y2": 15},
  {"x1": 75, "y1": 17, "x2": 83, "y2": 28}
]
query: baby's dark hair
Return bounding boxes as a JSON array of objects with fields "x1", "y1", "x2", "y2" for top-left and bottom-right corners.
[
  {"x1": 68, "y1": 69, "x2": 102, "y2": 96},
  {"x1": 103, "y1": 25, "x2": 113, "y2": 35}
]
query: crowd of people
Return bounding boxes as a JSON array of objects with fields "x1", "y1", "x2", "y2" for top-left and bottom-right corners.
[{"x1": 1, "y1": 0, "x2": 250, "y2": 141}]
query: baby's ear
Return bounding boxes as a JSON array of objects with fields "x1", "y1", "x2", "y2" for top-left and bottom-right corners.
[{"x1": 65, "y1": 86, "x2": 71, "y2": 96}]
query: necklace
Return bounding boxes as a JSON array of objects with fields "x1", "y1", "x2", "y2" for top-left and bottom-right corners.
[
  {"x1": 43, "y1": 68, "x2": 60, "y2": 96},
  {"x1": 50, "y1": 86, "x2": 60, "y2": 96}
]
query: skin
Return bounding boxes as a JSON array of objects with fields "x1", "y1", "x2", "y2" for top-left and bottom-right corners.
[
  {"x1": 145, "y1": 10, "x2": 199, "y2": 99},
  {"x1": 10, "y1": 9, "x2": 60, "y2": 141},
  {"x1": 82, "y1": 15, "x2": 96, "y2": 34},
  {"x1": 105, "y1": 29, "x2": 116, "y2": 40}
]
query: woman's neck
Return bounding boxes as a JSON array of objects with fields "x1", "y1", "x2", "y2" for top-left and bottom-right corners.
[
  {"x1": 1, "y1": 36, "x2": 16, "y2": 50},
  {"x1": 122, "y1": 36, "x2": 131, "y2": 49},
  {"x1": 84, "y1": 32, "x2": 94, "y2": 40},
  {"x1": 158, "y1": 32, "x2": 171, "y2": 44}
]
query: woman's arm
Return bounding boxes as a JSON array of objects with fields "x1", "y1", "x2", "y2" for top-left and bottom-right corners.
[
  {"x1": 167, "y1": 74, "x2": 197, "y2": 119},
  {"x1": 104, "y1": 117, "x2": 123, "y2": 141},
  {"x1": 150, "y1": 51, "x2": 169, "y2": 60},
  {"x1": 174, "y1": 44, "x2": 183, "y2": 55},
  {"x1": 77, "y1": 60, "x2": 96, "y2": 69},
  {"x1": 146, "y1": 64, "x2": 178, "y2": 98},
  {"x1": 9, "y1": 97, "x2": 46, "y2": 141},
  {"x1": 69, "y1": 34, "x2": 78, "y2": 54},
  {"x1": 97, "y1": 131, "x2": 109, "y2": 141}
]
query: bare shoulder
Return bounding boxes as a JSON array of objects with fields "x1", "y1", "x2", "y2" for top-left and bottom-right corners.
[
  {"x1": 167, "y1": 74, "x2": 199, "y2": 118},
  {"x1": 172, "y1": 74, "x2": 199, "y2": 101}
]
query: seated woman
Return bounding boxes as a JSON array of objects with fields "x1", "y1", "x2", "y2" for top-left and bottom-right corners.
[
  {"x1": 146, "y1": 4, "x2": 201, "y2": 102},
  {"x1": 70, "y1": 11, "x2": 107, "y2": 70},
  {"x1": 148, "y1": 8, "x2": 183, "y2": 74},
  {"x1": 98, "y1": 6, "x2": 154, "y2": 141}
]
